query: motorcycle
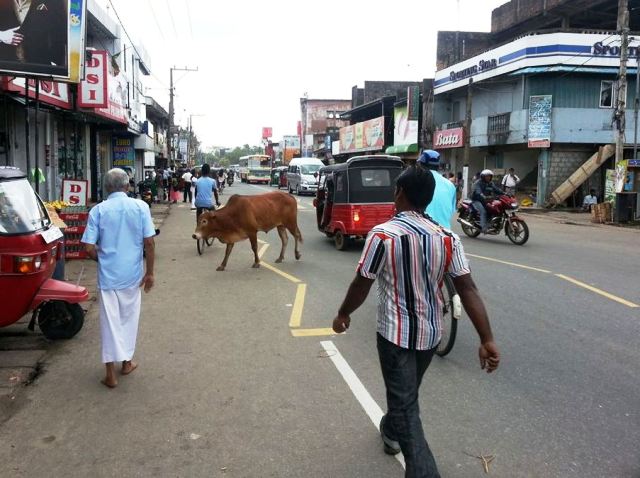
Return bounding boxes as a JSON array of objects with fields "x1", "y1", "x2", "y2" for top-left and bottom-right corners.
[
  {"x1": 227, "y1": 174, "x2": 234, "y2": 186},
  {"x1": 137, "y1": 180, "x2": 153, "y2": 207},
  {"x1": 457, "y1": 195, "x2": 530, "y2": 245}
]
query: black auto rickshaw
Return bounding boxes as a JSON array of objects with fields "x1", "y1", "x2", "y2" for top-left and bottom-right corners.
[
  {"x1": 270, "y1": 166, "x2": 288, "y2": 189},
  {"x1": 313, "y1": 155, "x2": 404, "y2": 250}
]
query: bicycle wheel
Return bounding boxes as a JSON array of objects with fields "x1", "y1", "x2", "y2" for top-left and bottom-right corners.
[
  {"x1": 436, "y1": 275, "x2": 459, "y2": 357},
  {"x1": 197, "y1": 237, "x2": 205, "y2": 255}
]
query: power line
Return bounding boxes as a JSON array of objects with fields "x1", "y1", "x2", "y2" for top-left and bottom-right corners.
[
  {"x1": 147, "y1": 0, "x2": 167, "y2": 45},
  {"x1": 184, "y1": 0, "x2": 194, "y2": 40},
  {"x1": 164, "y1": 0, "x2": 179, "y2": 38},
  {"x1": 106, "y1": 0, "x2": 146, "y2": 66}
]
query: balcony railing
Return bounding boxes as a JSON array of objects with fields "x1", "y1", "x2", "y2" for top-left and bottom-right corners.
[{"x1": 488, "y1": 113, "x2": 510, "y2": 145}]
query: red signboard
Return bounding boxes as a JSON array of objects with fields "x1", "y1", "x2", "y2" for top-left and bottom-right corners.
[
  {"x1": 78, "y1": 51, "x2": 108, "y2": 108},
  {"x1": 1, "y1": 77, "x2": 71, "y2": 110},
  {"x1": 434, "y1": 127, "x2": 465, "y2": 149},
  {"x1": 262, "y1": 127, "x2": 273, "y2": 139}
]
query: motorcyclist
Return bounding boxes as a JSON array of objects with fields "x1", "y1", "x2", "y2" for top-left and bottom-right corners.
[
  {"x1": 471, "y1": 169, "x2": 505, "y2": 233},
  {"x1": 416, "y1": 149, "x2": 457, "y2": 229}
]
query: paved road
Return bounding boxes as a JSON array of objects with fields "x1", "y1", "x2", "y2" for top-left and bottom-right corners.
[{"x1": 0, "y1": 182, "x2": 639, "y2": 477}]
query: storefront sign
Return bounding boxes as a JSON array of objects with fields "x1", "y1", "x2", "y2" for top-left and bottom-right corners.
[
  {"x1": 394, "y1": 105, "x2": 418, "y2": 147},
  {"x1": 62, "y1": 179, "x2": 88, "y2": 206},
  {"x1": 2, "y1": 77, "x2": 71, "y2": 109},
  {"x1": 628, "y1": 159, "x2": 640, "y2": 167},
  {"x1": 434, "y1": 127, "x2": 464, "y2": 149},
  {"x1": 593, "y1": 41, "x2": 640, "y2": 58},
  {"x1": 262, "y1": 127, "x2": 273, "y2": 139},
  {"x1": 112, "y1": 136, "x2": 135, "y2": 168},
  {"x1": 78, "y1": 50, "x2": 108, "y2": 108},
  {"x1": 528, "y1": 95, "x2": 552, "y2": 148},
  {"x1": 407, "y1": 86, "x2": 420, "y2": 121},
  {"x1": 449, "y1": 58, "x2": 498, "y2": 83},
  {"x1": 339, "y1": 116, "x2": 385, "y2": 153}
]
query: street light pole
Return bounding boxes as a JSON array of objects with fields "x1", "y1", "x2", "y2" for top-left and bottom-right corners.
[
  {"x1": 615, "y1": 0, "x2": 629, "y2": 164},
  {"x1": 168, "y1": 66, "x2": 198, "y2": 168}
]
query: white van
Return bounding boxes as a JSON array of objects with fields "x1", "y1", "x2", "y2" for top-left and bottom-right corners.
[{"x1": 286, "y1": 157, "x2": 324, "y2": 195}]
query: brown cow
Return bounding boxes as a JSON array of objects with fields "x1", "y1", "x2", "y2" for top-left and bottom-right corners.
[{"x1": 192, "y1": 192, "x2": 302, "y2": 271}]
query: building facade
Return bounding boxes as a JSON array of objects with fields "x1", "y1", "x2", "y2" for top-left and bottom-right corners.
[{"x1": 299, "y1": 98, "x2": 351, "y2": 160}]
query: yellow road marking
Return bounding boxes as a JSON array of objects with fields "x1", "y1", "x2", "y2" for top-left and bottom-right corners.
[
  {"x1": 260, "y1": 261, "x2": 302, "y2": 284},
  {"x1": 555, "y1": 274, "x2": 639, "y2": 308},
  {"x1": 289, "y1": 283, "x2": 307, "y2": 328},
  {"x1": 258, "y1": 243, "x2": 269, "y2": 259},
  {"x1": 466, "y1": 253, "x2": 552, "y2": 274},
  {"x1": 291, "y1": 328, "x2": 336, "y2": 337}
]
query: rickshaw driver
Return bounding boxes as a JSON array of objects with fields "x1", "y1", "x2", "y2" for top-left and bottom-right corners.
[
  {"x1": 194, "y1": 163, "x2": 221, "y2": 224},
  {"x1": 416, "y1": 149, "x2": 457, "y2": 230}
]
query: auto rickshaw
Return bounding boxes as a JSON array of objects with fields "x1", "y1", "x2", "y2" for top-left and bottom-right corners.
[
  {"x1": 0, "y1": 167, "x2": 88, "y2": 339},
  {"x1": 270, "y1": 166, "x2": 288, "y2": 189},
  {"x1": 313, "y1": 155, "x2": 404, "y2": 250}
]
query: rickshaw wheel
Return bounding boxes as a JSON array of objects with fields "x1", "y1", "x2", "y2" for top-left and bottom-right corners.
[
  {"x1": 38, "y1": 301, "x2": 85, "y2": 340},
  {"x1": 334, "y1": 231, "x2": 350, "y2": 251}
]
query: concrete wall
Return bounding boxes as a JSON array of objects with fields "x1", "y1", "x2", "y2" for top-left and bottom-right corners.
[
  {"x1": 547, "y1": 148, "x2": 593, "y2": 200},
  {"x1": 436, "y1": 31, "x2": 493, "y2": 70},
  {"x1": 362, "y1": 81, "x2": 422, "y2": 104}
]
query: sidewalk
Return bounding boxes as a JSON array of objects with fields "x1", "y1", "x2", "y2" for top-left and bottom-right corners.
[
  {"x1": 520, "y1": 207, "x2": 640, "y2": 230},
  {"x1": 0, "y1": 202, "x2": 171, "y2": 422}
]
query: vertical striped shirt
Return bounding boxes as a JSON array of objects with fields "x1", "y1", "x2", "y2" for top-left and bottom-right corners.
[{"x1": 357, "y1": 211, "x2": 470, "y2": 350}]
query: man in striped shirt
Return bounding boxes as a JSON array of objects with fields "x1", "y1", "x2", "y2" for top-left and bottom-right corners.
[{"x1": 333, "y1": 166, "x2": 499, "y2": 478}]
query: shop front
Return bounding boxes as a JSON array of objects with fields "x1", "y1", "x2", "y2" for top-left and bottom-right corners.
[
  {"x1": 386, "y1": 102, "x2": 419, "y2": 162},
  {"x1": 338, "y1": 116, "x2": 386, "y2": 161}
]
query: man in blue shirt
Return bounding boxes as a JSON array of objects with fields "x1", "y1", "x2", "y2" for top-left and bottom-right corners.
[
  {"x1": 417, "y1": 150, "x2": 457, "y2": 229},
  {"x1": 194, "y1": 163, "x2": 220, "y2": 222},
  {"x1": 82, "y1": 168, "x2": 156, "y2": 389}
]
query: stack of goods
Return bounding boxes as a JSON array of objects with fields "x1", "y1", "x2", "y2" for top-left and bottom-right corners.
[
  {"x1": 58, "y1": 206, "x2": 90, "y2": 259},
  {"x1": 591, "y1": 202, "x2": 612, "y2": 224}
]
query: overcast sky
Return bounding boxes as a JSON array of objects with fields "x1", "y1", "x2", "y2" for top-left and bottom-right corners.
[{"x1": 102, "y1": 0, "x2": 507, "y2": 149}]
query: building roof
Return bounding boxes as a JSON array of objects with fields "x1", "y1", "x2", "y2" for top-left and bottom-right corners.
[{"x1": 341, "y1": 96, "x2": 396, "y2": 120}]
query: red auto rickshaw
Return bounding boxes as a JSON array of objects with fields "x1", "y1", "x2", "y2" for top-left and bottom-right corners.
[
  {"x1": 313, "y1": 155, "x2": 404, "y2": 250},
  {"x1": 0, "y1": 167, "x2": 88, "y2": 339}
]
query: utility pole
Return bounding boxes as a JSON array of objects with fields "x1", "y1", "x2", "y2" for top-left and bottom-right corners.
[
  {"x1": 615, "y1": 0, "x2": 629, "y2": 164},
  {"x1": 463, "y1": 78, "x2": 473, "y2": 166},
  {"x1": 168, "y1": 66, "x2": 198, "y2": 167}
]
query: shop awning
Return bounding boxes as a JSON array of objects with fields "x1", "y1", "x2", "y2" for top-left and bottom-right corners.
[
  {"x1": 509, "y1": 66, "x2": 635, "y2": 76},
  {"x1": 385, "y1": 144, "x2": 419, "y2": 154}
]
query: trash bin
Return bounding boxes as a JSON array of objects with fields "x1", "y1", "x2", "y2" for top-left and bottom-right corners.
[{"x1": 614, "y1": 193, "x2": 638, "y2": 223}]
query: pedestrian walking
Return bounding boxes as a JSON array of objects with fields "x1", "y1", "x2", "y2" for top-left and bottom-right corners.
[
  {"x1": 81, "y1": 168, "x2": 156, "y2": 389},
  {"x1": 191, "y1": 169, "x2": 198, "y2": 210},
  {"x1": 182, "y1": 169, "x2": 193, "y2": 203},
  {"x1": 332, "y1": 165, "x2": 500, "y2": 477},
  {"x1": 501, "y1": 168, "x2": 520, "y2": 196}
]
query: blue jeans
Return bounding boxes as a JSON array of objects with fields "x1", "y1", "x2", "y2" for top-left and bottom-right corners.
[
  {"x1": 377, "y1": 334, "x2": 440, "y2": 478},
  {"x1": 472, "y1": 201, "x2": 488, "y2": 231}
]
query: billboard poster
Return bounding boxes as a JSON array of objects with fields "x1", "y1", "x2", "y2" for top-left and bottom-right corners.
[
  {"x1": 605, "y1": 169, "x2": 616, "y2": 203},
  {"x1": 394, "y1": 105, "x2": 418, "y2": 147},
  {"x1": 0, "y1": 0, "x2": 86, "y2": 82},
  {"x1": 262, "y1": 127, "x2": 273, "y2": 139},
  {"x1": 112, "y1": 136, "x2": 135, "y2": 168},
  {"x1": 282, "y1": 135, "x2": 300, "y2": 150},
  {"x1": 2, "y1": 77, "x2": 71, "y2": 109},
  {"x1": 339, "y1": 116, "x2": 385, "y2": 153},
  {"x1": 528, "y1": 95, "x2": 552, "y2": 148},
  {"x1": 615, "y1": 160, "x2": 628, "y2": 193}
]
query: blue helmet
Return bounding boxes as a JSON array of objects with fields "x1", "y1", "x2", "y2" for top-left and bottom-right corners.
[{"x1": 418, "y1": 149, "x2": 440, "y2": 167}]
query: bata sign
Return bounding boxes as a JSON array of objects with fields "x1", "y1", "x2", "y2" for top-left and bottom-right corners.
[{"x1": 434, "y1": 128, "x2": 464, "y2": 149}]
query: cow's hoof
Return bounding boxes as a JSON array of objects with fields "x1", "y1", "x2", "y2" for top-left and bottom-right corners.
[
  {"x1": 295, "y1": 253, "x2": 302, "y2": 260},
  {"x1": 216, "y1": 266, "x2": 225, "y2": 272},
  {"x1": 275, "y1": 257, "x2": 284, "y2": 263},
  {"x1": 252, "y1": 263, "x2": 261, "y2": 269}
]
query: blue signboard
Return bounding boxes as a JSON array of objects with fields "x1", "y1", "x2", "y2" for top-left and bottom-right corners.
[{"x1": 112, "y1": 136, "x2": 135, "y2": 168}]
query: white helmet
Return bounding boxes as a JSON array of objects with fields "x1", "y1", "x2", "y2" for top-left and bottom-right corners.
[{"x1": 480, "y1": 169, "x2": 494, "y2": 177}]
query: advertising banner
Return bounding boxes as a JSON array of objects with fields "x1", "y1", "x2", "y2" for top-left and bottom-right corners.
[
  {"x1": 615, "y1": 160, "x2": 628, "y2": 193},
  {"x1": 0, "y1": 0, "x2": 86, "y2": 82},
  {"x1": 282, "y1": 135, "x2": 300, "y2": 149},
  {"x1": 62, "y1": 179, "x2": 88, "y2": 206},
  {"x1": 2, "y1": 77, "x2": 71, "y2": 109},
  {"x1": 112, "y1": 136, "x2": 135, "y2": 168},
  {"x1": 339, "y1": 116, "x2": 385, "y2": 153},
  {"x1": 394, "y1": 105, "x2": 418, "y2": 147},
  {"x1": 528, "y1": 95, "x2": 552, "y2": 148},
  {"x1": 78, "y1": 50, "x2": 108, "y2": 108},
  {"x1": 605, "y1": 169, "x2": 616, "y2": 203},
  {"x1": 262, "y1": 127, "x2": 272, "y2": 139},
  {"x1": 433, "y1": 127, "x2": 464, "y2": 149}
]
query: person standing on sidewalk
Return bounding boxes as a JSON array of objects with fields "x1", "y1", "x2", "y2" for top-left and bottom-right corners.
[
  {"x1": 82, "y1": 168, "x2": 156, "y2": 389},
  {"x1": 182, "y1": 169, "x2": 193, "y2": 203},
  {"x1": 501, "y1": 168, "x2": 520, "y2": 196},
  {"x1": 332, "y1": 166, "x2": 500, "y2": 478}
]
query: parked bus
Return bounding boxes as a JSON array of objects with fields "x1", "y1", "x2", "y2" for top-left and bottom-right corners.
[{"x1": 239, "y1": 155, "x2": 271, "y2": 183}]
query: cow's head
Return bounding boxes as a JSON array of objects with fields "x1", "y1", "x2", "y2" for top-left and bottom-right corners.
[{"x1": 192, "y1": 211, "x2": 218, "y2": 240}]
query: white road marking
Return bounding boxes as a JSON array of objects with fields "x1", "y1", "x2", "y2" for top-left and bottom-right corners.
[{"x1": 320, "y1": 340, "x2": 406, "y2": 470}]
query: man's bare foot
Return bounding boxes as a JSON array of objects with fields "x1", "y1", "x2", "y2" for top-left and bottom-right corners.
[
  {"x1": 121, "y1": 361, "x2": 138, "y2": 375},
  {"x1": 101, "y1": 377, "x2": 117, "y2": 388}
]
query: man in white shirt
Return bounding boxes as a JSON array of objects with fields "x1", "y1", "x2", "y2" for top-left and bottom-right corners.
[
  {"x1": 181, "y1": 169, "x2": 193, "y2": 203},
  {"x1": 502, "y1": 168, "x2": 520, "y2": 196},
  {"x1": 582, "y1": 189, "x2": 598, "y2": 212}
]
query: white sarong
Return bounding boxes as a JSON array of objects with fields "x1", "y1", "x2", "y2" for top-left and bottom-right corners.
[{"x1": 99, "y1": 287, "x2": 141, "y2": 363}]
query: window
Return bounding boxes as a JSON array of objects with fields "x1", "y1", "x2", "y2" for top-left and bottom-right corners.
[
  {"x1": 360, "y1": 169, "x2": 391, "y2": 187},
  {"x1": 600, "y1": 80, "x2": 616, "y2": 108},
  {"x1": 327, "y1": 110, "x2": 334, "y2": 119}
]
